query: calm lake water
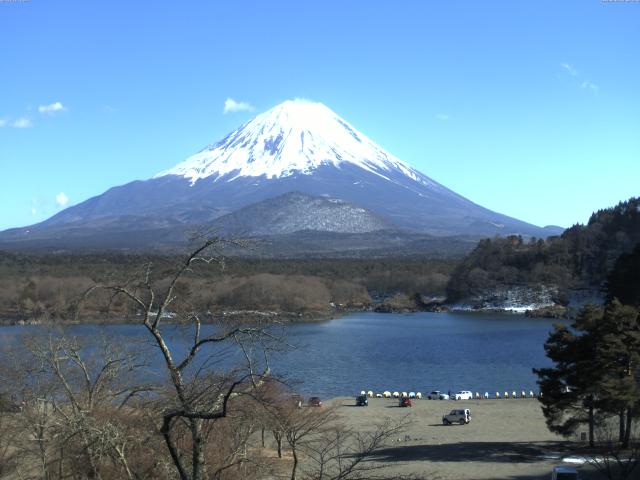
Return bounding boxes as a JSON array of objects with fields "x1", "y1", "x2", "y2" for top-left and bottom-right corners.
[{"x1": 0, "y1": 312, "x2": 567, "y2": 399}]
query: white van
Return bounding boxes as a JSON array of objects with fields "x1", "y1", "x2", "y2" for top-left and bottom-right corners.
[{"x1": 454, "y1": 390, "x2": 473, "y2": 400}]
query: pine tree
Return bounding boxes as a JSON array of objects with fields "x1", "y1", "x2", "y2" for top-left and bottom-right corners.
[
  {"x1": 535, "y1": 302, "x2": 640, "y2": 448},
  {"x1": 593, "y1": 300, "x2": 640, "y2": 448},
  {"x1": 534, "y1": 305, "x2": 603, "y2": 446},
  {"x1": 607, "y1": 244, "x2": 640, "y2": 307}
]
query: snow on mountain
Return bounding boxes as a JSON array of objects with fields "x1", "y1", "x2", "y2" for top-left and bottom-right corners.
[
  {"x1": 210, "y1": 191, "x2": 393, "y2": 236},
  {"x1": 0, "y1": 99, "x2": 563, "y2": 252},
  {"x1": 155, "y1": 99, "x2": 439, "y2": 190}
]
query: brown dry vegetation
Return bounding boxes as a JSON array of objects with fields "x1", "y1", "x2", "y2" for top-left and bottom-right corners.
[
  {"x1": 0, "y1": 253, "x2": 455, "y2": 323},
  {"x1": 0, "y1": 334, "x2": 409, "y2": 480}
]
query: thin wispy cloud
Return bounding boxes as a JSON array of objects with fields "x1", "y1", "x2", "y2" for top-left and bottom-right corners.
[
  {"x1": 55, "y1": 192, "x2": 69, "y2": 207},
  {"x1": 12, "y1": 117, "x2": 33, "y2": 128},
  {"x1": 436, "y1": 113, "x2": 451, "y2": 121},
  {"x1": 560, "y1": 63, "x2": 599, "y2": 93},
  {"x1": 103, "y1": 105, "x2": 117, "y2": 113},
  {"x1": 561, "y1": 63, "x2": 579, "y2": 77},
  {"x1": 38, "y1": 101, "x2": 66, "y2": 114},
  {"x1": 0, "y1": 118, "x2": 6, "y2": 127},
  {"x1": 223, "y1": 98, "x2": 254, "y2": 114},
  {"x1": 581, "y1": 81, "x2": 599, "y2": 92}
]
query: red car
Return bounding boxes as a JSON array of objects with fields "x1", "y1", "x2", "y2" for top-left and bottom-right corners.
[
  {"x1": 308, "y1": 396, "x2": 322, "y2": 407},
  {"x1": 399, "y1": 397, "x2": 412, "y2": 407}
]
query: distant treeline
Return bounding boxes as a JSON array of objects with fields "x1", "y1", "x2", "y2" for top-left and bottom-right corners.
[
  {"x1": 447, "y1": 197, "x2": 640, "y2": 302},
  {"x1": 6, "y1": 197, "x2": 638, "y2": 322},
  {"x1": 0, "y1": 253, "x2": 456, "y2": 322}
]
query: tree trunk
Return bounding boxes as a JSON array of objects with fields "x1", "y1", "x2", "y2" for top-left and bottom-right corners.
[
  {"x1": 619, "y1": 410, "x2": 626, "y2": 444},
  {"x1": 290, "y1": 446, "x2": 298, "y2": 480},
  {"x1": 261, "y1": 427, "x2": 265, "y2": 448},
  {"x1": 623, "y1": 408, "x2": 633, "y2": 448},
  {"x1": 192, "y1": 419, "x2": 205, "y2": 480},
  {"x1": 273, "y1": 431, "x2": 283, "y2": 458},
  {"x1": 588, "y1": 404, "x2": 594, "y2": 447}
]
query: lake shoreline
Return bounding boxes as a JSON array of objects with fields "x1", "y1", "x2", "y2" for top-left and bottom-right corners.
[
  {"x1": 0, "y1": 303, "x2": 559, "y2": 327},
  {"x1": 0, "y1": 311, "x2": 565, "y2": 399}
]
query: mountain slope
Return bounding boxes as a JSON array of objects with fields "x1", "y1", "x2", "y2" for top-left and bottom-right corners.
[
  {"x1": 210, "y1": 192, "x2": 392, "y2": 236},
  {"x1": 0, "y1": 99, "x2": 562, "y2": 252}
]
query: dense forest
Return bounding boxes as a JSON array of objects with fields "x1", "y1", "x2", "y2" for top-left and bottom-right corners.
[
  {"x1": 3, "y1": 197, "x2": 639, "y2": 323},
  {"x1": 0, "y1": 252, "x2": 456, "y2": 323},
  {"x1": 446, "y1": 197, "x2": 640, "y2": 303}
]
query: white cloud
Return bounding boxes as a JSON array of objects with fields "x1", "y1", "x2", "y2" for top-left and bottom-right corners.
[
  {"x1": 38, "y1": 101, "x2": 66, "y2": 114},
  {"x1": 12, "y1": 117, "x2": 33, "y2": 128},
  {"x1": 436, "y1": 113, "x2": 450, "y2": 121},
  {"x1": 0, "y1": 118, "x2": 6, "y2": 127},
  {"x1": 561, "y1": 63, "x2": 579, "y2": 76},
  {"x1": 55, "y1": 192, "x2": 69, "y2": 207},
  {"x1": 560, "y1": 63, "x2": 600, "y2": 93},
  {"x1": 31, "y1": 208, "x2": 37, "y2": 215},
  {"x1": 223, "y1": 98, "x2": 254, "y2": 114},
  {"x1": 103, "y1": 105, "x2": 117, "y2": 113},
  {"x1": 581, "y1": 81, "x2": 599, "y2": 92}
]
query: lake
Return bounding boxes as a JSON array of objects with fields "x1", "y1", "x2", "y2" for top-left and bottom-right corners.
[{"x1": 0, "y1": 311, "x2": 567, "y2": 399}]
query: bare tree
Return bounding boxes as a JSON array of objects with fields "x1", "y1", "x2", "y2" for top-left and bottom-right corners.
[
  {"x1": 0, "y1": 328, "x2": 161, "y2": 480},
  {"x1": 273, "y1": 403, "x2": 336, "y2": 480},
  {"x1": 302, "y1": 417, "x2": 408, "y2": 480},
  {"x1": 260, "y1": 393, "x2": 413, "y2": 480},
  {"x1": 81, "y1": 237, "x2": 278, "y2": 480},
  {"x1": 0, "y1": 408, "x2": 19, "y2": 478}
]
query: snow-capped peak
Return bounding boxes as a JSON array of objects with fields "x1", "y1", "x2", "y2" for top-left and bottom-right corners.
[{"x1": 155, "y1": 99, "x2": 431, "y2": 186}]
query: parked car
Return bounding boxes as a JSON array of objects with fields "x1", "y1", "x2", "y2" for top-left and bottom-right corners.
[
  {"x1": 428, "y1": 390, "x2": 449, "y2": 400},
  {"x1": 308, "y1": 396, "x2": 322, "y2": 407},
  {"x1": 442, "y1": 408, "x2": 471, "y2": 425},
  {"x1": 551, "y1": 466, "x2": 580, "y2": 480},
  {"x1": 454, "y1": 390, "x2": 473, "y2": 400},
  {"x1": 399, "y1": 397, "x2": 412, "y2": 407},
  {"x1": 355, "y1": 394, "x2": 368, "y2": 406}
]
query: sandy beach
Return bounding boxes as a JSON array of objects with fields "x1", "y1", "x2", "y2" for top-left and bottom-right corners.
[{"x1": 325, "y1": 396, "x2": 600, "y2": 480}]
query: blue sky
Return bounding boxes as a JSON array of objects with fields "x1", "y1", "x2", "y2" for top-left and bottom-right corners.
[{"x1": 1, "y1": 0, "x2": 638, "y2": 230}]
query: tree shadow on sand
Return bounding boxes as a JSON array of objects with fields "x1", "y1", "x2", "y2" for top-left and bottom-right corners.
[{"x1": 371, "y1": 441, "x2": 572, "y2": 464}]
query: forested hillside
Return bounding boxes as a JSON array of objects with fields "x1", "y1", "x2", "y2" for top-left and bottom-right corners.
[
  {"x1": 447, "y1": 197, "x2": 640, "y2": 303},
  {"x1": 0, "y1": 253, "x2": 455, "y2": 323}
]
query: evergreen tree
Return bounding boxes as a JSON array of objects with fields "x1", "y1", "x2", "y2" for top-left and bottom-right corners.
[
  {"x1": 607, "y1": 244, "x2": 640, "y2": 307},
  {"x1": 534, "y1": 305, "x2": 603, "y2": 446},
  {"x1": 593, "y1": 300, "x2": 640, "y2": 448},
  {"x1": 535, "y1": 302, "x2": 640, "y2": 448}
]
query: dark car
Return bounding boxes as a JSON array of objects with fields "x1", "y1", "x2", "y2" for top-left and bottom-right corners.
[
  {"x1": 551, "y1": 465, "x2": 580, "y2": 480},
  {"x1": 308, "y1": 396, "x2": 322, "y2": 407},
  {"x1": 399, "y1": 397, "x2": 412, "y2": 407},
  {"x1": 355, "y1": 394, "x2": 368, "y2": 406}
]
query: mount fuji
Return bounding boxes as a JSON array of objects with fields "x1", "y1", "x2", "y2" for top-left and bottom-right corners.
[{"x1": 0, "y1": 99, "x2": 561, "y2": 254}]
